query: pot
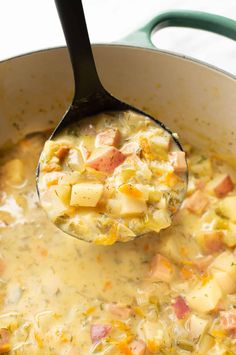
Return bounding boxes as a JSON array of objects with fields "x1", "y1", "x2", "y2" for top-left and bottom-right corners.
[
  {"x1": 0, "y1": 10, "x2": 236, "y2": 353},
  {"x1": 0, "y1": 10, "x2": 236, "y2": 154}
]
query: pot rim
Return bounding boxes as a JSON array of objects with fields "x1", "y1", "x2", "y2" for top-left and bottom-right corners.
[{"x1": 1, "y1": 43, "x2": 235, "y2": 82}]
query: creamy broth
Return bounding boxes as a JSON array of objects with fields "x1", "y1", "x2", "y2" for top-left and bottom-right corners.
[
  {"x1": 38, "y1": 111, "x2": 186, "y2": 244},
  {"x1": 0, "y1": 133, "x2": 236, "y2": 354}
]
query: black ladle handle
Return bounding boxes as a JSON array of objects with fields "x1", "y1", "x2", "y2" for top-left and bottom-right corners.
[{"x1": 55, "y1": 0, "x2": 104, "y2": 104}]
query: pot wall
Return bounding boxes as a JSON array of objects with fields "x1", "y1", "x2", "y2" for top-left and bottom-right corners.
[{"x1": 0, "y1": 45, "x2": 235, "y2": 154}]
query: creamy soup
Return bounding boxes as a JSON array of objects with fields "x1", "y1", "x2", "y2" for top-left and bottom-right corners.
[
  {"x1": 0, "y1": 132, "x2": 236, "y2": 354},
  {"x1": 38, "y1": 111, "x2": 187, "y2": 244}
]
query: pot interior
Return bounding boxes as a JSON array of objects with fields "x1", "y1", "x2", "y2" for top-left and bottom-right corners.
[{"x1": 0, "y1": 45, "x2": 235, "y2": 155}]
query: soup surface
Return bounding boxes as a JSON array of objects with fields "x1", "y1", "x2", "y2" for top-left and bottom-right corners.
[
  {"x1": 0, "y1": 131, "x2": 236, "y2": 354},
  {"x1": 38, "y1": 111, "x2": 186, "y2": 243}
]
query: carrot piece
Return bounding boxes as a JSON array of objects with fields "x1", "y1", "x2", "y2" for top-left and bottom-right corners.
[
  {"x1": 118, "y1": 184, "x2": 142, "y2": 199},
  {"x1": 180, "y1": 266, "x2": 193, "y2": 280},
  {"x1": 42, "y1": 162, "x2": 61, "y2": 172}
]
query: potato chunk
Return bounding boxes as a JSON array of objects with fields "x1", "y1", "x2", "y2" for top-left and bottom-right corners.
[
  {"x1": 2, "y1": 159, "x2": 25, "y2": 185},
  {"x1": 117, "y1": 223, "x2": 135, "y2": 240},
  {"x1": 186, "y1": 279, "x2": 222, "y2": 313},
  {"x1": 212, "y1": 270, "x2": 236, "y2": 295},
  {"x1": 53, "y1": 185, "x2": 71, "y2": 205},
  {"x1": 209, "y1": 251, "x2": 236, "y2": 278},
  {"x1": 218, "y1": 196, "x2": 236, "y2": 222},
  {"x1": 95, "y1": 128, "x2": 121, "y2": 148},
  {"x1": 191, "y1": 156, "x2": 213, "y2": 178},
  {"x1": 223, "y1": 222, "x2": 236, "y2": 247},
  {"x1": 67, "y1": 148, "x2": 84, "y2": 172},
  {"x1": 150, "y1": 135, "x2": 170, "y2": 151},
  {"x1": 41, "y1": 190, "x2": 69, "y2": 222},
  {"x1": 119, "y1": 194, "x2": 147, "y2": 216},
  {"x1": 70, "y1": 183, "x2": 103, "y2": 207},
  {"x1": 187, "y1": 314, "x2": 208, "y2": 340},
  {"x1": 120, "y1": 142, "x2": 139, "y2": 156}
]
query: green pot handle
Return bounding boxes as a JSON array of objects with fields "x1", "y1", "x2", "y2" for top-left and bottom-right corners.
[{"x1": 121, "y1": 10, "x2": 236, "y2": 48}]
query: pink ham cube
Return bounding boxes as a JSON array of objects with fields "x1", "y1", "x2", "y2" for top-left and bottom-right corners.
[
  {"x1": 86, "y1": 147, "x2": 126, "y2": 173},
  {"x1": 90, "y1": 324, "x2": 111, "y2": 344},
  {"x1": 169, "y1": 151, "x2": 187, "y2": 173},
  {"x1": 149, "y1": 253, "x2": 174, "y2": 283},
  {"x1": 172, "y1": 296, "x2": 190, "y2": 319},
  {"x1": 184, "y1": 190, "x2": 209, "y2": 215},
  {"x1": 214, "y1": 174, "x2": 234, "y2": 198}
]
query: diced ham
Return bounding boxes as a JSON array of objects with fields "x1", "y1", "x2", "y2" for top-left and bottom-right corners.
[
  {"x1": 202, "y1": 231, "x2": 225, "y2": 253},
  {"x1": 214, "y1": 174, "x2": 234, "y2": 198},
  {"x1": 95, "y1": 128, "x2": 121, "y2": 148},
  {"x1": 0, "y1": 328, "x2": 11, "y2": 353},
  {"x1": 90, "y1": 324, "x2": 111, "y2": 344},
  {"x1": 229, "y1": 328, "x2": 236, "y2": 341},
  {"x1": 169, "y1": 151, "x2": 187, "y2": 173},
  {"x1": 195, "y1": 180, "x2": 206, "y2": 190},
  {"x1": 220, "y1": 311, "x2": 236, "y2": 330},
  {"x1": 86, "y1": 147, "x2": 126, "y2": 173},
  {"x1": 56, "y1": 145, "x2": 70, "y2": 160},
  {"x1": 149, "y1": 254, "x2": 174, "y2": 283},
  {"x1": 183, "y1": 190, "x2": 209, "y2": 215},
  {"x1": 129, "y1": 340, "x2": 146, "y2": 355},
  {"x1": 120, "y1": 142, "x2": 140, "y2": 156},
  {"x1": 192, "y1": 255, "x2": 213, "y2": 272},
  {"x1": 172, "y1": 296, "x2": 190, "y2": 319},
  {"x1": 104, "y1": 303, "x2": 134, "y2": 319}
]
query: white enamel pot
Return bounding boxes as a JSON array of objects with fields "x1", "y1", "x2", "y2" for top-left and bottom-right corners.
[{"x1": 0, "y1": 10, "x2": 236, "y2": 157}]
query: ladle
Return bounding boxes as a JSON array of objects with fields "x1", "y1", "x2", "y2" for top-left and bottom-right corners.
[{"x1": 36, "y1": 0, "x2": 188, "y2": 243}]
